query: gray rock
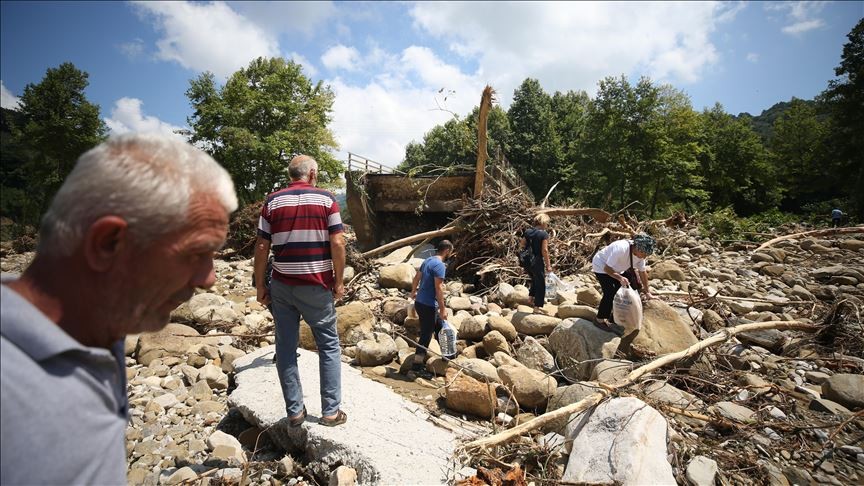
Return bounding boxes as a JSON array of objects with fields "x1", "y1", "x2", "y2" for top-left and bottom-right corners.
[
  {"x1": 199, "y1": 364, "x2": 229, "y2": 390},
  {"x1": 378, "y1": 264, "x2": 415, "y2": 290},
  {"x1": 809, "y1": 398, "x2": 852, "y2": 416},
  {"x1": 497, "y1": 365, "x2": 556, "y2": 408},
  {"x1": 458, "y1": 316, "x2": 488, "y2": 341},
  {"x1": 563, "y1": 397, "x2": 675, "y2": 485},
  {"x1": 481, "y1": 330, "x2": 509, "y2": 356},
  {"x1": 686, "y1": 456, "x2": 718, "y2": 486},
  {"x1": 487, "y1": 315, "x2": 518, "y2": 341},
  {"x1": 515, "y1": 336, "x2": 555, "y2": 372},
  {"x1": 513, "y1": 313, "x2": 561, "y2": 335},
  {"x1": 652, "y1": 261, "x2": 686, "y2": 281},
  {"x1": 556, "y1": 304, "x2": 597, "y2": 320},
  {"x1": 821, "y1": 373, "x2": 864, "y2": 410},
  {"x1": 457, "y1": 358, "x2": 500, "y2": 383},
  {"x1": 714, "y1": 401, "x2": 756, "y2": 423},
  {"x1": 590, "y1": 359, "x2": 633, "y2": 383},
  {"x1": 329, "y1": 465, "x2": 358, "y2": 486},
  {"x1": 355, "y1": 332, "x2": 398, "y2": 366},
  {"x1": 165, "y1": 467, "x2": 198, "y2": 485},
  {"x1": 548, "y1": 318, "x2": 621, "y2": 381}
]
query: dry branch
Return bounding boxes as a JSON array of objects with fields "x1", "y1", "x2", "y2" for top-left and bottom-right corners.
[
  {"x1": 463, "y1": 320, "x2": 820, "y2": 451},
  {"x1": 361, "y1": 221, "x2": 463, "y2": 258},
  {"x1": 755, "y1": 226, "x2": 864, "y2": 251},
  {"x1": 535, "y1": 207, "x2": 612, "y2": 223}
]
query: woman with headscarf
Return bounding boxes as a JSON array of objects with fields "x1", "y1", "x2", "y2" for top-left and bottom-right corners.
[{"x1": 591, "y1": 234, "x2": 656, "y2": 332}]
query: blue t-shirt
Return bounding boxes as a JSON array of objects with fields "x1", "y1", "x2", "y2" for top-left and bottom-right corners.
[
  {"x1": 416, "y1": 256, "x2": 446, "y2": 307},
  {"x1": 832, "y1": 209, "x2": 842, "y2": 219}
]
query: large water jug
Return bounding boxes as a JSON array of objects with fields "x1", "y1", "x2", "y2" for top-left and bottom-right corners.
[
  {"x1": 438, "y1": 321, "x2": 457, "y2": 359},
  {"x1": 545, "y1": 272, "x2": 558, "y2": 300}
]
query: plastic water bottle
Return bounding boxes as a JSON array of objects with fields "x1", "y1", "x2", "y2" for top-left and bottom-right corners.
[
  {"x1": 438, "y1": 321, "x2": 457, "y2": 359},
  {"x1": 545, "y1": 272, "x2": 558, "y2": 300}
]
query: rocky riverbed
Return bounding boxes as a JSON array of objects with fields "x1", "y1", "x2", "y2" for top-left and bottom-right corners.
[{"x1": 1, "y1": 225, "x2": 863, "y2": 485}]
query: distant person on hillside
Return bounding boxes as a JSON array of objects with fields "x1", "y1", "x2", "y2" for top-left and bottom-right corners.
[
  {"x1": 522, "y1": 213, "x2": 553, "y2": 314},
  {"x1": 254, "y1": 155, "x2": 347, "y2": 428},
  {"x1": 591, "y1": 234, "x2": 656, "y2": 334},
  {"x1": 409, "y1": 239, "x2": 454, "y2": 378},
  {"x1": 0, "y1": 134, "x2": 237, "y2": 484},
  {"x1": 832, "y1": 208, "x2": 843, "y2": 227}
]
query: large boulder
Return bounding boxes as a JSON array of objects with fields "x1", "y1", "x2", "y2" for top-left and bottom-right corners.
[
  {"x1": 590, "y1": 359, "x2": 633, "y2": 383},
  {"x1": 381, "y1": 299, "x2": 409, "y2": 325},
  {"x1": 378, "y1": 264, "x2": 416, "y2": 290},
  {"x1": 548, "y1": 319, "x2": 621, "y2": 380},
  {"x1": 497, "y1": 365, "x2": 557, "y2": 409},
  {"x1": 299, "y1": 301, "x2": 376, "y2": 351},
  {"x1": 822, "y1": 374, "x2": 864, "y2": 410},
  {"x1": 451, "y1": 357, "x2": 500, "y2": 383},
  {"x1": 563, "y1": 397, "x2": 674, "y2": 485},
  {"x1": 513, "y1": 313, "x2": 561, "y2": 335},
  {"x1": 626, "y1": 300, "x2": 698, "y2": 359},
  {"x1": 482, "y1": 331, "x2": 509, "y2": 356},
  {"x1": 137, "y1": 323, "x2": 220, "y2": 366},
  {"x1": 515, "y1": 336, "x2": 555, "y2": 373},
  {"x1": 356, "y1": 332, "x2": 398, "y2": 366},
  {"x1": 444, "y1": 368, "x2": 496, "y2": 418},
  {"x1": 556, "y1": 304, "x2": 597, "y2": 320},
  {"x1": 576, "y1": 287, "x2": 602, "y2": 307},
  {"x1": 459, "y1": 316, "x2": 489, "y2": 341},
  {"x1": 487, "y1": 315, "x2": 518, "y2": 341},
  {"x1": 652, "y1": 262, "x2": 686, "y2": 281},
  {"x1": 545, "y1": 382, "x2": 599, "y2": 434}
]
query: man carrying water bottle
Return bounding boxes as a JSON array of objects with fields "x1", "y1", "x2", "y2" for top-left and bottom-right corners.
[{"x1": 409, "y1": 240, "x2": 454, "y2": 379}]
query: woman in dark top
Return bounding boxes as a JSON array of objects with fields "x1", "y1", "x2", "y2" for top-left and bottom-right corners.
[{"x1": 522, "y1": 213, "x2": 552, "y2": 314}]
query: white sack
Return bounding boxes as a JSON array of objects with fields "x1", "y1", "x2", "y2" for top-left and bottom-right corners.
[{"x1": 613, "y1": 286, "x2": 643, "y2": 333}]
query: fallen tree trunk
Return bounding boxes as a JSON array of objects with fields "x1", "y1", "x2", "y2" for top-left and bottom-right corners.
[
  {"x1": 755, "y1": 226, "x2": 864, "y2": 251},
  {"x1": 462, "y1": 320, "x2": 820, "y2": 451},
  {"x1": 535, "y1": 207, "x2": 612, "y2": 223},
  {"x1": 362, "y1": 219, "x2": 463, "y2": 258},
  {"x1": 653, "y1": 290, "x2": 812, "y2": 306}
]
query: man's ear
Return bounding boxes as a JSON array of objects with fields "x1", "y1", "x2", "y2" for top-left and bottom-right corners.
[{"x1": 83, "y1": 216, "x2": 129, "y2": 272}]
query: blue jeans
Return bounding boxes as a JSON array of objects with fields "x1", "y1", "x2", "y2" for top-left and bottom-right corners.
[{"x1": 270, "y1": 281, "x2": 342, "y2": 417}]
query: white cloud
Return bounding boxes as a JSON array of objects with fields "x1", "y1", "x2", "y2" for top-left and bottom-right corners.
[
  {"x1": 766, "y1": 1, "x2": 826, "y2": 36},
  {"x1": 132, "y1": 1, "x2": 279, "y2": 78},
  {"x1": 118, "y1": 38, "x2": 145, "y2": 60},
  {"x1": 0, "y1": 80, "x2": 21, "y2": 110},
  {"x1": 104, "y1": 97, "x2": 185, "y2": 138},
  {"x1": 410, "y1": 1, "x2": 743, "y2": 98},
  {"x1": 321, "y1": 45, "x2": 362, "y2": 71},
  {"x1": 746, "y1": 52, "x2": 760, "y2": 63},
  {"x1": 327, "y1": 46, "x2": 483, "y2": 165},
  {"x1": 229, "y1": 1, "x2": 336, "y2": 36},
  {"x1": 288, "y1": 52, "x2": 318, "y2": 77}
]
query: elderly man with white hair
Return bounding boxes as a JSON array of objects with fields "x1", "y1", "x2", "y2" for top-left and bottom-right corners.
[
  {"x1": 0, "y1": 133, "x2": 237, "y2": 484},
  {"x1": 254, "y1": 154, "x2": 347, "y2": 428}
]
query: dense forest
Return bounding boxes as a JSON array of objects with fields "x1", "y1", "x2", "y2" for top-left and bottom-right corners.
[
  {"x1": 1, "y1": 20, "x2": 861, "y2": 239},
  {"x1": 401, "y1": 19, "x2": 863, "y2": 223}
]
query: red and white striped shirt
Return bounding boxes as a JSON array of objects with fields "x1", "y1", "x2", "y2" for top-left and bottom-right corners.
[{"x1": 258, "y1": 181, "x2": 344, "y2": 289}]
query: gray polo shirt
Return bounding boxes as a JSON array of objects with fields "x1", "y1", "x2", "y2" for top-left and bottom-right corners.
[{"x1": 1, "y1": 283, "x2": 128, "y2": 485}]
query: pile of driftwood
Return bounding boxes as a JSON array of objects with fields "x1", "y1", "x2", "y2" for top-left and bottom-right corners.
[{"x1": 360, "y1": 185, "x2": 689, "y2": 286}]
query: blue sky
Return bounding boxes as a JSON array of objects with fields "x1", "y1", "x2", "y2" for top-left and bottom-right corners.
[{"x1": 2, "y1": 1, "x2": 862, "y2": 164}]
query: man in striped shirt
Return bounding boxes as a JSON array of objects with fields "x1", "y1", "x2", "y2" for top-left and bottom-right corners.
[{"x1": 254, "y1": 155, "x2": 347, "y2": 427}]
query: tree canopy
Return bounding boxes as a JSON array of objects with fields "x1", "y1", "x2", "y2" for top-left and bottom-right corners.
[
  {"x1": 186, "y1": 57, "x2": 342, "y2": 206},
  {"x1": 1, "y1": 62, "x2": 107, "y2": 229}
]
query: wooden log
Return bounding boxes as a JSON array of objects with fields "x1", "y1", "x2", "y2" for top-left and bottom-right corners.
[
  {"x1": 755, "y1": 226, "x2": 864, "y2": 251},
  {"x1": 535, "y1": 207, "x2": 611, "y2": 223},
  {"x1": 361, "y1": 221, "x2": 463, "y2": 258},
  {"x1": 474, "y1": 86, "x2": 494, "y2": 198},
  {"x1": 462, "y1": 320, "x2": 819, "y2": 451}
]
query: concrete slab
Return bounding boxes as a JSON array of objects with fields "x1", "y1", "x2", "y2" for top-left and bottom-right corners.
[{"x1": 229, "y1": 346, "x2": 459, "y2": 485}]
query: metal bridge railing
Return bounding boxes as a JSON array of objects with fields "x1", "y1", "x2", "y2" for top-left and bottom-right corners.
[{"x1": 346, "y1": 152, "x2": 404, "y2": 174}]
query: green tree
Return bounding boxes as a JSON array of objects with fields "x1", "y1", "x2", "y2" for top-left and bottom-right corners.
[
  {"x1": 186, "y1": 57, "x2": 341, "y2": 205},
  {"x1": 770, "y1": 98, "x2": 829, "y2": 209},
  {"x1": 507, "y1": 78, "x2": 561, "y2": 197},
  {"x1": 821, "y1": 18, "x2": 864, "y2": 218},
  {"x1": 5, "y1": 63, "x2": 107, "y2": 225},
  {"x1": 399, "y1": 117, "x2": 474, "y2": 172},
  {"x1": 698, "y1": 104, "x2": 779, "y2": 215},
  {"x1": 551, "y1": 90, "x2": 591, "y2": 204}
]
